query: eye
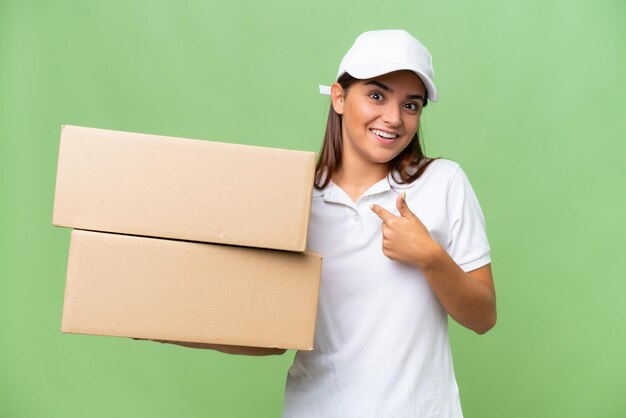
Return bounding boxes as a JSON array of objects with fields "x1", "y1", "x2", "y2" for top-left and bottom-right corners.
[
  {"x1": 404, "y1": 102, "x2": 421, "y2": 111},
  {"x1": 368, "y1": 91, "x2": 384, "y2": 101}
]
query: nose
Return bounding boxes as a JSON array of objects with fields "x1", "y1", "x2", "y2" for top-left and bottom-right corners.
[{"x1": 382, "y1": 103, "x2": 402, "y2": 127}]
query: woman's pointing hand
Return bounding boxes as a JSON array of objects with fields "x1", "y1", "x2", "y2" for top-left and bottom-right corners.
[{"x1": 370, "y1": 192, "x2": 440, "y2": 268}]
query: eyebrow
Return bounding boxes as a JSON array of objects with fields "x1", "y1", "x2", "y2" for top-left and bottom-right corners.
[{"x1": 364, "y1": 80, "x2": 425, "y2": 103}]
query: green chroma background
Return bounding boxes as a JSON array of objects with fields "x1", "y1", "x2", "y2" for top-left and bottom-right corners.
[{"x1": 1, "y1": 1, "x2": 625, "y2": 417}]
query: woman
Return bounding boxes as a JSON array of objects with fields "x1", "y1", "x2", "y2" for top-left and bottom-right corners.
[
  {"x1": 281, "y1": 29, "x2": 496, "y2": 417},
  {"x1": 157, "y1": 29, "x2": 496, "y2": 417}
]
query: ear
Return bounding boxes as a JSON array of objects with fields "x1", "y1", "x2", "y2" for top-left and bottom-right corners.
[{"x1": 330, "y1": 83, "x2": 345, "y2": 115}]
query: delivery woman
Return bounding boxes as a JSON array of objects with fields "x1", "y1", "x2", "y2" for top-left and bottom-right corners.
[
  {"x1": 280, "y1": 29, "x2": 496, "y2": 418},
  {"x1": 156, "y1": 28, "x2": 496, "y2": 418}
]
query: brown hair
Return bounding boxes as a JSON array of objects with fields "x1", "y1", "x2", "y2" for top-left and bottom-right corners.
[{"x1": 314, "y1": 73, "x2": 441, "y2": 190}]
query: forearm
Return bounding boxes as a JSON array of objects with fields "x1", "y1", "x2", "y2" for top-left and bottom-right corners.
[
  {"x1": 419, "y1": 243, "x2": 496, "y2": 334},
  {"x1": 149, "y1": 340, "x2": 287, "y2": 356},
  {"x1": 201, "y1": 343, "x2": 287, "y2": 356}
]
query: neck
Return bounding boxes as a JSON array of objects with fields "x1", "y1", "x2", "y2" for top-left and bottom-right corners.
[{"x1": 332, "y1": 151, "x2": 389, "y2": 202}]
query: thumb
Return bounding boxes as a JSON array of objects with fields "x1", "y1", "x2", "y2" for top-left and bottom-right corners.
[{"x1": 396, "y1": 192, "x2": 415, "y2": 218}]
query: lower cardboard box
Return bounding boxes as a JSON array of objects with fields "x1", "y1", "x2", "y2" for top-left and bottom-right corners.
[{"x1": 61, "y1": 229, "x2": 322, "y2": 350}]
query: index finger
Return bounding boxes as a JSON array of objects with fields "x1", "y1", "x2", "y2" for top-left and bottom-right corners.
[{"x1": 370, "y1": 203, "x2": 395, "y2": 223}]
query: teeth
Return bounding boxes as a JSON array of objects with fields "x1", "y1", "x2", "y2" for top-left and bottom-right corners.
[{"x1": 371, "y1": 129, "x2": 397, "y2": 139}]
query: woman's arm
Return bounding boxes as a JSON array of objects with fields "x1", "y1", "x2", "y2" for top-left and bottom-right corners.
[
  {"x1": 420, "y1": 250, "x2": 496, "y2": 334},
  {"x1": 371, "y1": 193, "x2": 496, "y2": 334},
  {"x1": 136, "y1": 339, "x2": 287, "y2": 356}
]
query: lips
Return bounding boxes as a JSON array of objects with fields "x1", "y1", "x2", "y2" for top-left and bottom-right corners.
[
  {"x1": 369, "y1": 128, "x2": 401, "y2": 144},
  {"x1": 370, "y1": 128, "x2": 398, "y2": 139}
]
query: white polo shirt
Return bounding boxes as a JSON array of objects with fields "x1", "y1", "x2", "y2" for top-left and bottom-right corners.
[{"x1": 282, "y1": 158, "x2": 491, "y2": 418}]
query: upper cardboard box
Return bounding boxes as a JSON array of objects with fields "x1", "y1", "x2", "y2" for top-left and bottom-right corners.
[{"x1": 52, "y1": 125, "x2": 316, "y2": 252}]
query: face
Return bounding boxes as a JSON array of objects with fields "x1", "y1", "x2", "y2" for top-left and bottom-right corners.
[{"x1": 331, "y1": 70, "x2": 426, "y2": 169}]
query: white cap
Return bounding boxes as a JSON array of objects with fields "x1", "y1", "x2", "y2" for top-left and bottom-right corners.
[{"x1": 319, "y1": 29, "x2": 438, "y2": 102}]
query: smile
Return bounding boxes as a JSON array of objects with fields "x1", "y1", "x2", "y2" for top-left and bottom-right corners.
[{"x1": 370, "y1": 128, "x2": 398, "y2": 139}]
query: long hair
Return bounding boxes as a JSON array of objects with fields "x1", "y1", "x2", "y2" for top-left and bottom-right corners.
[{"x1": 314, "y1": 73, "x2": 441, "y2": 190}]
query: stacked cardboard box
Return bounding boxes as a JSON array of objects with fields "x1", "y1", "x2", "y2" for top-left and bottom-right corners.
[{"x1": 53, "y1": 125, "x2": 322, "y2": 350}]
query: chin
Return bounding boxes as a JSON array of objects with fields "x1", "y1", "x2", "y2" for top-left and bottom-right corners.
[
  {"x1": 369, "y1": 142, "x2": 411, "y2": 162},
  {"x1": 368, "y1": 156, "x2": 397, "y2": 166},
  {"x1": 369, "y1": 149, "x2": 403, "y2": 165}
]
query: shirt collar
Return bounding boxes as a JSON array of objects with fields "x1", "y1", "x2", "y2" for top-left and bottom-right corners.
[{"x1": 312, "y1": 169, "x2": 413, "y2": 200}]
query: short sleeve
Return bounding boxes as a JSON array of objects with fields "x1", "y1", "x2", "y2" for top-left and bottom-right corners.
[{"x1": 445, "y1": 166, "x2": 491, "y2": 272}]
